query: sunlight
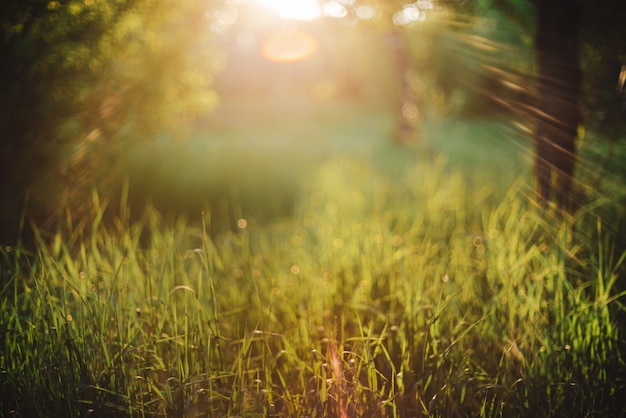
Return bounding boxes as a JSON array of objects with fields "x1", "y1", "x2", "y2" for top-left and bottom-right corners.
[{"x1": 253, "y1": 0, "x2": 321, "y2": 20}]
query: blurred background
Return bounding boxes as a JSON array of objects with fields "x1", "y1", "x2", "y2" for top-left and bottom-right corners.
[{"x1": 1, "y1": 0, "x2": 624, "y2": 241}]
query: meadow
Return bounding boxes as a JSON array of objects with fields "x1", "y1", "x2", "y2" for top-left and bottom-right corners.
[{"x1": 1, "y1": 105, "x2": 626, "y2": 417}]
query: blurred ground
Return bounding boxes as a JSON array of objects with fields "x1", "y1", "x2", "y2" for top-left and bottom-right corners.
[{"x1": 118, "y1": 96, "x2": 532, "y2": 234}]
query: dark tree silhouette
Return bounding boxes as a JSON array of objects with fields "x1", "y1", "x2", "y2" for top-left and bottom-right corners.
[{"x1": 533, "y1": 0, "x2": 582, "y2": 210}]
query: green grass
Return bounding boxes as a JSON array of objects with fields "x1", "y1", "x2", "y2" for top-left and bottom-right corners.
[{"x1": 2, "y1": 149, "x2": 625, "y2": 417}]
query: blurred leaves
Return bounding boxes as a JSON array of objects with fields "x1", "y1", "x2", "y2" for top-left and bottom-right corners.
[{"x1": 0, "y1": 0, "x2": 220, "y2": 236}]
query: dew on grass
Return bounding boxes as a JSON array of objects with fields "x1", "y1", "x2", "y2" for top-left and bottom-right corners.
[
  {"x1": 237, "y1": 218, "x2": 247, "y2": 229},
  {"x1": 392, "y1": 235, "x2": 402, "y2": 246},
  {"x1": 290, "y1": 265, "x2": 300, "y2": 274}
]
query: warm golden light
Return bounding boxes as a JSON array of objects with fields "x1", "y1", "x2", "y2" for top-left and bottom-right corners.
[
  {"x1": 261, "y1": 29, "x2": 319, "y2": 62},
  {"x1": 253, "y1": 0, "x2": 321, "y2": 21}
]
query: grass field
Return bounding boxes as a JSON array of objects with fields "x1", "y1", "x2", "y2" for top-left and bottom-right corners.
[{"x1": 1, "y1": 102, "x2": 626, "y2": 417}]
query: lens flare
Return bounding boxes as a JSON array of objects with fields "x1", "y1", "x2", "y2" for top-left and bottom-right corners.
[{"x1": 261, "y1": 29, "x2": 319, "y2": 62}]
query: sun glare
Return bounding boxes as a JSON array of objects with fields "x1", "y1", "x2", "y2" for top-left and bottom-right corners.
[{"x1": 253, "y1": 0, "x2": 321, "y2": 21}]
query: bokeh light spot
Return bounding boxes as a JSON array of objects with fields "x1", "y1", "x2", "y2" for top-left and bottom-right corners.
[
  {"x1": 310, "y1": 191, "x2": 324, "y2": 206},
  {"x1": 393, "y1": 4, "x2": 422, "y2": 26},
  {"x1": 402, "y1": 103, "x2": 419, "y2": 120},
  {"x1": 356, "y1": 6, "x2": 375, "y2": 20},
  {"x1": 323, "y1": 2, "x2": 348, "y2": 19}
]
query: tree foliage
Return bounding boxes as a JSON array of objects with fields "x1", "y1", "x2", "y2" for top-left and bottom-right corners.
[
  {"x1": 491, "y1": 0, "x2": 626, "y2": 135},
  {"x1": 0, "y1": 0, "x2": 220, "y2": 238}
]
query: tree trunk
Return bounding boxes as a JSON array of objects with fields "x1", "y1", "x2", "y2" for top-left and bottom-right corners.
[{"x1": 534, "y1": 0, "x2": 582, "y2": 210}]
